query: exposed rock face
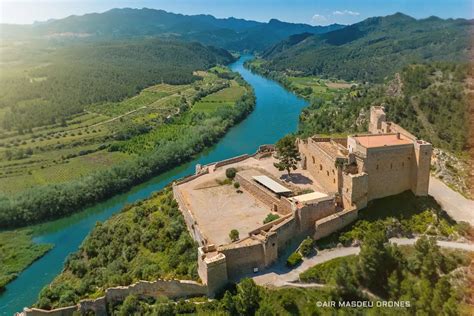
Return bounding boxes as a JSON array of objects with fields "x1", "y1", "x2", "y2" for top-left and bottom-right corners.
[
  {"x1": 431, "y1": 148, "x2": 471, "y2": 198},
  {"x1": 386, "y1": 73, "x2": 404, "y2": 98}
]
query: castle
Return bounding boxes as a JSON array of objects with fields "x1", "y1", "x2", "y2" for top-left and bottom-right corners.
[{"x1": 172, "y1": 106, "x2": 432, "y2": 295}]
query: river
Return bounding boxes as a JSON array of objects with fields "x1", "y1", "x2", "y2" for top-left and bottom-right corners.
[{"x1": 0, "y1": 55, "x2": 308, "y2": 315}]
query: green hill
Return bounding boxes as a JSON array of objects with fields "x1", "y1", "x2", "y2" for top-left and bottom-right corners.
[
  {"x1": 1, "y1": 8, "x2": 343, "y2": 52},
  {"x1": 260, "y1": 13, "x2": 471, "y2": 82},
  {"x1": 0, "y1": 39, "x2": 234, "y2": 132}
]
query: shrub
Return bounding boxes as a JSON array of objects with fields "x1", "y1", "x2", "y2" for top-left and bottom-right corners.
[
  {"x1": 233, "y1": 182, "x2": 240, "y2": 189},
  {"x1": 226, "y1": 167, "x2": 237, "y2": 179},
  {"x1": 299, "y1": 237, "x2": 314, "y2": 257},
  {"x1": 263, "y1": 213, "x2": 280, "y2": 224},
  {"x1": 229, "y1": 229, "x2": 239, "y2": 242},
  {"x1": 286, "y1": 252, "x2": 302, "y2": 267}
]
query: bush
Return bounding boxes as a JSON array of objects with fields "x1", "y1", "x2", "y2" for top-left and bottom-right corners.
[
  {"x1": 233, "y1": 182, "x2": 240, "y2": 189},
  {"x1": 299, "y1": 237, "x2": 314, "y2": 257},
  {"x1": 263, "y1": 213, "x2": 280, "y2": 224},
  {"x1": 286, "y1": 252, "x2": 302, "y2": 267},
  {"x1": 226, "y1": 168, "x2": 237, "y2": 179},
  {"x1": 229, "y1": 229, "x2": 239, "y2": 242}
]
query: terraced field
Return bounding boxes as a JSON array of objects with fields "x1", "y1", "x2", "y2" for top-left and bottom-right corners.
[{"x1": 0, "y1": 68, "x2": 247, "y2": 194}]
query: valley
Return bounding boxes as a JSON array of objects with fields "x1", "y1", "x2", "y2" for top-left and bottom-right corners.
[{"x1": 0, "y1": 6, "x2": 472, "y2": 316}]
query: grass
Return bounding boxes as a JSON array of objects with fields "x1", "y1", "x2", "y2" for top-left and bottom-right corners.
[
  {"x1": 0, "y1": 230, "x2": 53, "y2": 291},
  {"x1": 192, "y1": 84, "x2": 245, "y2": 113}
]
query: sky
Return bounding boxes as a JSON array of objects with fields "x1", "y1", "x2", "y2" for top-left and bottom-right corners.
[{"x1": 1, "y1": 0, "x2": 472, "y2": 25}]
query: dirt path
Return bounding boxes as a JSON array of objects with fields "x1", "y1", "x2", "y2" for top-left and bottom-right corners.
[
  {"x1": 251, "y1": 238, "x2": 474, "y2": 286},
  {"x1": 429, "y1": 176, "x2": 474, "y2": 225}
]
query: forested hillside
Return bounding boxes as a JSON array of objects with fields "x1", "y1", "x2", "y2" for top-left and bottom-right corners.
[
  {"x1": 0, "y1": 39, "x2": 233, "y2": 132},
  {"x1": 297, "y1": 63, "x2": 468, "y2": 152},
  {"x1": 258, "y1": 13, "x2": 471, "y2": 82},
  {"x1": 1, "y1": 8, "x2": 343, "y2": 52},
  {"x1": 0, "y1": 67, "x2": 255, "y2": 228}
]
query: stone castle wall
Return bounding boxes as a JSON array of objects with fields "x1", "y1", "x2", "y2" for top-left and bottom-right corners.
[
  {"x1": 364, "y1": 145, "x2": 415, "y2": 201},
  {"x1": 342, "y1": 172, "x2": 368, "y2": 210},
  {"x1": 412, "y1": 142, "x2": 432, "y2": 196},
  {"x1": 20, "y1": 280, "x2": 207, "y2": 316},
  {"x1": 235, "y1": 173, "x2": 280, "y2": 210},
  {"x1": 314, "y1": 208, "x2": 358, "y2": 240},
  {"x1": 298, "y1": 139, "x2": 340, "y2": 193},
  {"x1": 173, "y1": 184, "x2": 207, "y2": 246}
]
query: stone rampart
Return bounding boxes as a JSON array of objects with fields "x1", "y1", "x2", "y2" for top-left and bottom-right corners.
[
  {"x1": 173, "y1": 184, "x2": 207, "y2": 245},
  {"x1": 314, "y1": 208, "x2": 358, "y2": 240},
  {"x1": 214, "y1": 154, "x2": 250, "y2": 169},
  {"x1": 19, "y1": 279, "x2": 206, "y2": 316},
  {"x1": 19, "y1": 306, "x2": 77, "y2": 316},
  {"x1": 235, "y1": 173, "x2": 280, "y2": 208}
]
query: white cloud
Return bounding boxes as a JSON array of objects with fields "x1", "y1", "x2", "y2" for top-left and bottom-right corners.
[
  {"x1": 332, "y1": 10, "x2": 360, "y2": 16},
  {"x1": 311, "y1": 13, "x2": 328, "y2": 24}
]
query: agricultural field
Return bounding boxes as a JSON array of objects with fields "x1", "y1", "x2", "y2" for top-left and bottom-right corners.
[
  {"x1": 0, "y1": 68, "x2": 247, "y2": 195},
  {"x1": 286, "y1": 75, "x2": 354, "y2": 100},
  {"x1": 192, "y1": 84, "x2": 246, "y2": 113}
]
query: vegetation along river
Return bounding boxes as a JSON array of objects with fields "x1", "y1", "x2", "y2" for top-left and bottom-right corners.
[{"x1": 0, "y1": 55, "x2": 308, "y2": 315}]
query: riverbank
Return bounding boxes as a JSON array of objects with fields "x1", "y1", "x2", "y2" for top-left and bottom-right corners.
[
  {"x1": 0, "y1": 55, "x2": 309, "y2": 315},
  {"x1": 0, "y1": 230, "x2": 53, "y2": 292},
  {"x1": 0, "y1": 67, "x2": 255, "y2": 230}
]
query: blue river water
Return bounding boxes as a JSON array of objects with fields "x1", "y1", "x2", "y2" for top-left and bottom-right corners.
[{"x1": 0, "y1": 55, "x2": 308, "y2": 315}]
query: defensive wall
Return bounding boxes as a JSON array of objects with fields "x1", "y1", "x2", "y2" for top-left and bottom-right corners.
[{"x1": 18, "y1": 279, "x2": 208, "y2": 316}]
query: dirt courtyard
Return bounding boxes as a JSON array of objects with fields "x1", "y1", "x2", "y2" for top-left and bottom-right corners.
[{"x1": 176, "y1": 156, "x2": 327, "y2": 246}]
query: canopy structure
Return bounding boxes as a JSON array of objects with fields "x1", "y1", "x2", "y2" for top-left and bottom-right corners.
[{"x1": 252, "y1": 175, "x2": 291, "y2": 194}]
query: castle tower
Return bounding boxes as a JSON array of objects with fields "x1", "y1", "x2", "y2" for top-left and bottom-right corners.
[
  {"x1": 369, "y1": 106, "x2": 386, "y2": 134},
  {"x1": 412, "y1": 140, "x2": 432, "y2": 196}
]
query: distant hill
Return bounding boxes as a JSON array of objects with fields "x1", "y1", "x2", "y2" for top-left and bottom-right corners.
[
  {"x1": 260, "y1": 13, "x2": 471, "y2": 82},
  {"x1": 0, "y1": 39, "x2": 234, "y2": 131},
  {"x1": 1, "y1": 8, "x2": 343, "y2": 51}
]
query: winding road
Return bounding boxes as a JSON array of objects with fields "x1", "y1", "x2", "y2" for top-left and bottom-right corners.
[
  {"x1": 429, "y1": 176, "x2": 474, "y2": 225},
  {"x1": 252, "y1": 237, "x2": 474, "y2": 287}
]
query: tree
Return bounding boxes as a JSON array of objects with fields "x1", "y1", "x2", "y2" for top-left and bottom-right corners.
[
  {"x1": 273, "y1": 135, "x2": 301, "y2": 176},
  {"x1": 229, "y1": 229, "x2": 239, "y2": 242},
  {"x1": 234, "y1": 278, "x2": 260, "y2": 315},
  {"x1": 226, "y1": 167, "x2": 237, "y2": 179},
  {"x1": 331, "y1": 260, "x2": 359, "y2": 300},
  {"x1": 358, "y1": 228, "x2": 389, "y2": 291},
  {"x1": 431, "y1": 277, "x2": 452, "y2": 312},
  {"x1": 220, "y1": 291, "x2": 237, "y2": 315},
  {"x1": 118, "y1": 295, "x2": 141, "y2": 316},
  {"x1": 263, "y1": 213, "x2": 280, "y2": 224},
  {"x1": 299, "y1": 237, "x2": 315, "y2": 257}
]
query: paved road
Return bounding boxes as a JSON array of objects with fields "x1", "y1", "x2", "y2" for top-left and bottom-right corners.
[
  {"x1": 429, "y1": 176, "x2": 474, "y2": 225},
  {"x1": 252, "y1": 238, "x2": 474, "y2": 286}
]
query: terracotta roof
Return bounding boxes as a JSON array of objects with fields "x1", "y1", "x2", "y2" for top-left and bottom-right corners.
[{"x1": 354, "y1": 134, "x2": 412, "y2": 148}]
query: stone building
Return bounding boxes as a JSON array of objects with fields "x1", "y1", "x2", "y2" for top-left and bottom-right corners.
[{"x1": 173, "y1": 106, "x2": 432, "y2": 296}]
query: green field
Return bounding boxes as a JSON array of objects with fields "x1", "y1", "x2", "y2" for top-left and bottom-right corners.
[
  {"x1": 192, "y1": 84, "x2": 245, "y2": 113},
  {"x1": 0, "y1": 230, "x2": 53, "y2": 291},
  {"x1": 0, "y1": 68, "x2": 247, "y2": 194}
]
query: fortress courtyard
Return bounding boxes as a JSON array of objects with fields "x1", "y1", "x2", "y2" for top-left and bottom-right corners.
[{"x1": 176, "y1": 155, "x2": 327, "y2": 246}]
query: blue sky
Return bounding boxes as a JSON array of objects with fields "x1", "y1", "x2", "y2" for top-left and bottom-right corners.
[{"x1": 1, "y1": 0, "x2": 472, "y2": 25}]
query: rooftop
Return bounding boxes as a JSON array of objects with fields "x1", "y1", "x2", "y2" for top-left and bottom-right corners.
[
  {"x1": 352, "y1": 134, "x2": 413, "y2": 148},
  {"x1": 252, "y1": 175, "x2": 291, "y2": 194}
]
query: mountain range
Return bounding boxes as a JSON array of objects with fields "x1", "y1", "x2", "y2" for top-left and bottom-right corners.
[
  {"x1": 258, "y1": 13, "x2": 472, "y2": 81},
  {"x1": 1, "y1": 8, "x2": 343, "y2": 51}
]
